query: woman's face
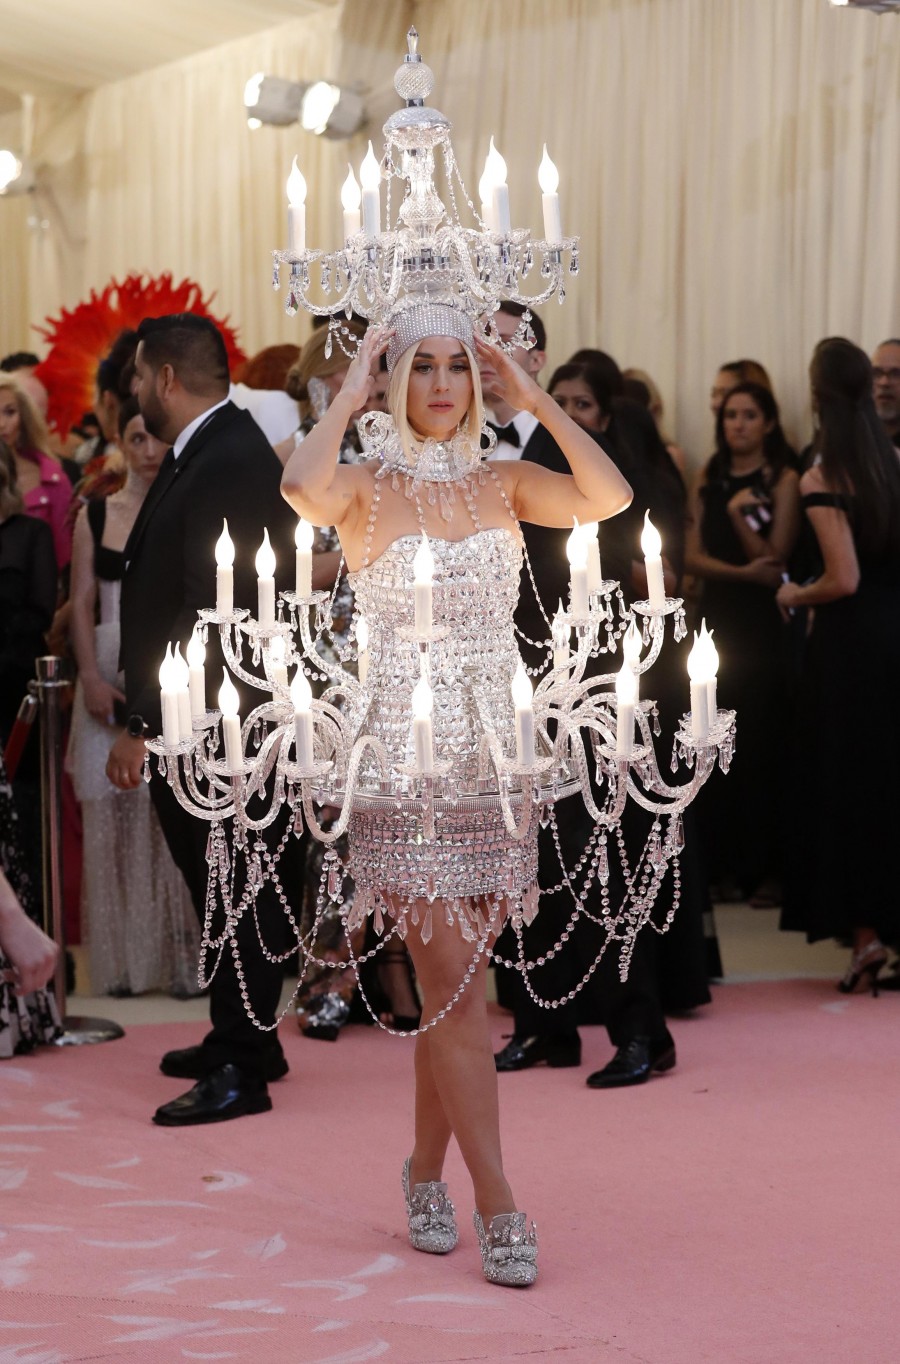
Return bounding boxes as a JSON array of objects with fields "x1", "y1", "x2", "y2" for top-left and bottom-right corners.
[
  {"x1": 119, "y1": 413, "x2": 167, "y2": 482},
  {"x1": 710, "y1": 368, "x2": 739, "y2": 416},
  {"x1": 550, "y1": 377, "x2": 604, "y2": 433},
  {"x1": 406, "y1": 336, "x2": 473, "y2": 440},
  {"x1": 0, "y1": 390, "x2": 22, "y2": 449},
  {"x1": 721, "y1": 392, "x2": 772, "y2": 459}
]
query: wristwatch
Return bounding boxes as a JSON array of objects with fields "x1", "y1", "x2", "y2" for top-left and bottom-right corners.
[{"x1": 126, "y1": 713, "x2": 146, "y2": 739}]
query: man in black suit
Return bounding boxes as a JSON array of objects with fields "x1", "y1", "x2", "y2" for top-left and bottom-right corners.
[
  {"x1": 483, "y1": 306, "x2": 684, "y2": 1086},
  {"x1": 106, "y1": 313, "x2": 298, "y2": 1125}
]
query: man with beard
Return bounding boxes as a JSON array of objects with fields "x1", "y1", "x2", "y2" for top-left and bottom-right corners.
[
  {"x1": 106, "y1": 313, "x2": 297, "y2": 1125},
  {"x1": 872, "y1": 339, "x2": 900, "y2": 452}
]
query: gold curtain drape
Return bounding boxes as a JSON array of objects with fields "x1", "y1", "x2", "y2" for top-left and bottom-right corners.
[{"x1": 4, "y1": 0, "x2": 899, "y2": 463}]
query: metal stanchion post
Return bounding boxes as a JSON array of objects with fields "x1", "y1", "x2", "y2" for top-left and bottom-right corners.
[{"x1": 32, "y1": 655, "x2": 124, "y2": 1045}]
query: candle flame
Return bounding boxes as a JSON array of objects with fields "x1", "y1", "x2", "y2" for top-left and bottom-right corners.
[
  {"x1": 566, "y1": 517, "x2": 587, "y2": 568},
  {"x1": 413, "y1": 531, "x2": 434, "y2": 584},
  {"x1": 286, "y1": 156, "x2": 307, "y2": 207},
  {"x1": 255, "y1": 527, "x2": 276, "y2": 579},
  {"x1": 172, "y1": 641, "x2": 189, "y2": 686},
  {"x1": 538, "y1": 144, "x2": 559, "y2": 195},
  {"x1": 215, "y1": 519, "x2": 235, "y2": 569},
  {"x1": 686, "y1": 632, "x2": 706, "y2": 683},
  {"x1": 699, "y1": 618, "x2": 719, "y2": 676},
  {"x1": 511, "y1": 659, "x2": 533, "y2": 708},
  {"x1": 294, "y1": 517, "x2": 314, "y2": 550},
  {"x1": 218, "y1": 669, "x2": 240, "y2": 718},
  {"x1": 159, "y1": 641, "x2": 176, "y2": 690},
  {"x1": 186, "y1": 624, "x2": 206, "y2": 669},
  {"x1": 341, "y1": 164, "x2": 361, "y2": 211},
  {"x1": 290, "y1": 666, "x2": 312, "y2": 711},
  {"x1": 640, "y1": 510, "x2": 662, "y2": 559},
  {"x1": 486, "y1": 135, "x2": 508, "y2": 186},
  {"x1": 622, "y1": 619, "x2": 642, "y2": 667},
  {"x1": 360, "y1": 141, "x2": 381, "y2": 190},
  {"x1": 616, "y1": 661, "x2": 638, "y2": 704}
]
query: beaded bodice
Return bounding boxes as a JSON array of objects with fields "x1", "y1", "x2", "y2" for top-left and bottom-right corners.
[{"x1": 349, "y1": 527, "x2": 523, "y2": 780}]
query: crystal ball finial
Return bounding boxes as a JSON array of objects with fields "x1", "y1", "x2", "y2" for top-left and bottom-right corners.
[{"x1": 395, "y1": 28, "x2": 434, "y2": 102}]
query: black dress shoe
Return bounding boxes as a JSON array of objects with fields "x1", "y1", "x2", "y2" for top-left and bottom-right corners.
[
  {"x1": 494, "y1": 1032, "x2": 582, "y2": 1072},
  {"x1": 160, "y1": 1043, "x2": 289, "y2": 1083},
  {"x1": 585, "y1": 1032, "x2": 676, "y2": 1089},
  {"x1": 153, "y1": 1064, "x2": 272, "y2": 1127}
]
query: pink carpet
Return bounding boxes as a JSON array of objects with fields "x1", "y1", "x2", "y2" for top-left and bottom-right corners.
[{"x1": 0, "y1": 980, "x2": 898, "y2": 1363}]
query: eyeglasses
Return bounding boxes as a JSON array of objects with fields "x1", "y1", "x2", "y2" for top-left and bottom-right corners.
[{"x1": 872, "y1": 367, "x2": 900, "y2": 383}]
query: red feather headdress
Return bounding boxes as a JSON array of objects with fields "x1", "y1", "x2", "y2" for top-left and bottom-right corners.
[{"x1": 34, "y1": 273, "x2": 246, "y2": 436}]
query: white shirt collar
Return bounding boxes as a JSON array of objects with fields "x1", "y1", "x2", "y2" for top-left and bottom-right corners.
[
  {"x1": 172, "y1": 396, "x2": 230, "y2": 459},
  {"x1": 486, "y1": 407, "x2": 539, "y2": 461}
]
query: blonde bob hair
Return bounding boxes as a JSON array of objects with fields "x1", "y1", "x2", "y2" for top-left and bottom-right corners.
[
  {"x1": 388, "y1": 338, "x2": 484, "y2": 467},
  {"x1": 0, "y1": 375, "x2": 52, "y2": 456}
]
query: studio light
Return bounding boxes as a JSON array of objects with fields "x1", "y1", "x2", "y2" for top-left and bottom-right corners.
[
  {"x1": 300, "y1": 81, "x2": 365, "y2": 138},
  {"x1": 828, "y1": 0, "x2": 900, "y2": 11},
  {"x1": 0, "y1": 150, "x2": 35, "y2": 196},
  {"x1": 243, "y1": 74, "x2": 307, "y2": 128}
]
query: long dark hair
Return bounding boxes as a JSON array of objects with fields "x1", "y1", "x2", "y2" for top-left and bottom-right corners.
[
  {"x1": 706, "y1": 381, "x2": 792, "y2": 490},
  {"x1": 810, "y1": 337, "x2": 900, "y2": 558},
  {"x1": 547, "y1": 361, "x2": 616, "y2": 431}
]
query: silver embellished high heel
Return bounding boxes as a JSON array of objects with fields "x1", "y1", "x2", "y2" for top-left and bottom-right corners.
[
  {"x1": 401, "y1": 1157, "x2": 458, "y2": 1254},
  {"x1": 473, "y1": 1210, "x2": 538, "y2": 1286}
]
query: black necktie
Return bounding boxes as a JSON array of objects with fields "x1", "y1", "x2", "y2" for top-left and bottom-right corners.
[{"x1": 487, "y1": 420, "x2": 521, "y2": 448}]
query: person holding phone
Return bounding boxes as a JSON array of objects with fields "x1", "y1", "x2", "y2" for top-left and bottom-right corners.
[
  {"x1": 685, "y1": 382, "x2": 800, "y2": 907},
  {"x1": 67, "y1": 398, "x2": 200, "y2": 996}
]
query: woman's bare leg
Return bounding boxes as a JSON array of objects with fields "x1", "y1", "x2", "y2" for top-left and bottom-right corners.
[{"x1": 403, "y1": 900, "x2": 515, "y2": 1223}]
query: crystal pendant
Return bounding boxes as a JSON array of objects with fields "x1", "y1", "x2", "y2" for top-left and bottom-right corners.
[
  {"x1": 324, "y1": 331, "x2": 333, "y2": 359},
  {"x1": 327, "y1": 860, "x2": 341, "y2": 898},
  {"x1": 286, "y1": 293, "x2": 298, "y2": 316},
  {"x1": 597, "y1": 836, "x2": 609, "y2": 886},
  {"x1": 272, "y1": 264, "x2": 280, "y2": 290},
  {"x1": 569, "y1": 250, "x2": 579, "y2": 275},
  {"x1": 667, "y1": 813, "x2": 684, "y2": 854},
  {"x1": 421, "y1": 907, "x2": 433, "y2": 945}
]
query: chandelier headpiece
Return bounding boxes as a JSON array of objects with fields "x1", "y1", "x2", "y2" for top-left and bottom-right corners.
[{"x1": 272, "y1": 27, "x2": 579, "y2": 358}]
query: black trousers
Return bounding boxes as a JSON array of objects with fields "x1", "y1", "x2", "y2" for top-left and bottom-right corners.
[
  {"x1": 151, "y1": 774, "x2": 296, "y2": 1079},
  {"x1": 496, "y1": 803, "x2": 668, "y2": 1046}
]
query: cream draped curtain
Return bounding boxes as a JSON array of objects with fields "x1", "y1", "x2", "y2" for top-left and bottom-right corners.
[{"x1": 5, "y1": 0, "x2": 900, "y2": 465}]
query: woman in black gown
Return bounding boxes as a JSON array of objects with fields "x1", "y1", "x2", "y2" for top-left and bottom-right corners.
[
  {"x1": 685, "y1": 383, "x2": 801, "y2": 905},
  {"x1": 777, "y1": 338, "x2": 900, "y2": 992}
]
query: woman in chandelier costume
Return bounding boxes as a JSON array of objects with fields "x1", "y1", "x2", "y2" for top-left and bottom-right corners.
[{"x1": 282, "y1": 308, "x2": 631, "y2": 1286}]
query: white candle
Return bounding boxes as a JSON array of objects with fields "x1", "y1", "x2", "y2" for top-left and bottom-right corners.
[
  {"x1": 218, "y1": 670, "x2": 243, "y2": 772},
  {"x1": 583, "y1": 520, "x2": 602, "y2": 594},
  {"x1": 356, "y1": 616, "x2": 369, "y2": 686},
  {"x1": 159, "y1": 643, "x2": 180, "y2": 748},
  {"x1": 567, "y1": 518, "x2": 589, "y2": 617},
  {"x1": 215, "y1": 520, "x2": 234, "y2": 616},
  {"x1": 538, "y1": 145, "x2": 562, "y2": 242},
  {"x1": 412, "y1": 676, "x2": 434, "y2": 774},
  {"x1": 360, "y1": 141, "x2": 381, "y2": 239},
  {"x1": 511, "y1": 660, "x2": 535, "y2": 767},
  {"x1": 290, "y1": 667, "x2": 314, "y2": 768},
  {"x1": 615, "y1": 662, "x2": 637, "y2": 757},
  {"x1": 687, "y1": 633, "x2": 710, "y2": 742},
  {"x1": 413, "y1": 532, "x2": 434, "y2": 636},
  {"x1": 341, "y1": 163, "x2": 361, "y2": 240},
  {"x1": 255, "y1": 527, "x2": 276, "y2": 629},
  {"x1": 479, "y1": 154, "x2": 495, "y2": 231},
  {"x1": 486, "y1": 137, "x2": 510, "y2": 234},
  {"x1": 186, "y1": 624, "x2": 206, "y2": 719},
  {"x1": 622, "y1": 619, "x2": 642, "y2": 701},
  {"x1": 269, "y1": 634, "x2": 289, "y2": 693},
  {"x1": 287, "y1": 156, "x2": 307, "y2": 254},
  {"x1": 700, "y1": 618, "x2": 719, "y2": 726},
  {"x1": 641, "y1": 511, "x2": 666, "y2": 611},
  {"x1": 172, "y1": 642, "x2": 192, "y2": 740},
  {"x1": 295, "y1": 517, "x2": 313, "y2": 599},
  {"x1": 552, "y1": 599, "x2": 570, "y2": 671}
]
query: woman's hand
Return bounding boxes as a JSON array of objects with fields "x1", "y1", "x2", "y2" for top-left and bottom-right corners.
[
  {"x1": 337, "y1": 326, "x2": 393, "y2": 414},
  {"x1": 727, "y1": 485, "x2": 763, "y2": 516},
  {"x1": 743, "y1": 555, "x2": 783, "y2": 589},
  {"x1": 0, "y1": 872, "x2": 58, "y2": 996},
  {"x1": 474, "y1": 336, "x2": 542, "y2": 414},
  {"x1": 83, "y1": 675, "x2": 126, "y2": 725}
]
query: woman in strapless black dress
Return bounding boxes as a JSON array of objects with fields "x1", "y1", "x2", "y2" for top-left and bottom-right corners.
[
  {"x1": 685, "y1": 383, "x2": 801, "y2": 904},
  {"x1": 777, "y1": 338, "x2": 900, "y2": 993}
]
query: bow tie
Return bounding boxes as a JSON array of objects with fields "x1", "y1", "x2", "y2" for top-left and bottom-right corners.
[{"x1": 487, "y1": 420, "x2": 521, "y2": 448}]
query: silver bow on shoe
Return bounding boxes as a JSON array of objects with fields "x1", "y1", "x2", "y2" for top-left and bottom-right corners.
[
  {"x1": 473, "y1": 1210, "x2": 538, "y2": 1286},
  {"x1": 402, "y1": 1158, "x2": 458, "y2": 1254}
]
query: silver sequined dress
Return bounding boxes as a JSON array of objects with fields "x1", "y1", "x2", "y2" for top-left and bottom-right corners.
[{"x1": 346, "y1": 527, "x2": 539, "y2": 918}]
